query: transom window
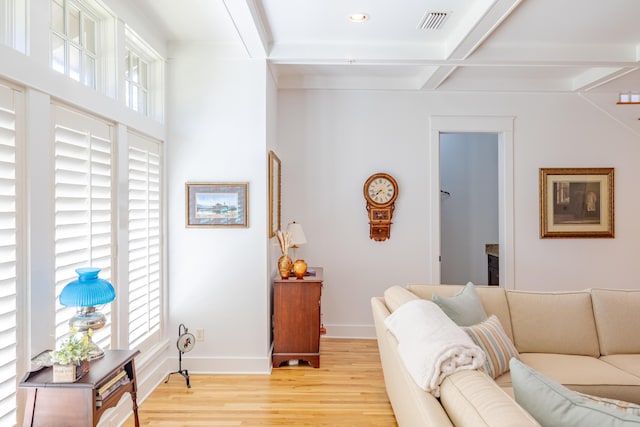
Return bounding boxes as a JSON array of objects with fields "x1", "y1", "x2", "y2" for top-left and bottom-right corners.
[
  {"x1": 125, "y1": 49, "x2": 149, "y2": 115},
  {"x1": 50, "y1": 0, "x2": 113, "y2": 90},
  {"x1": 0, "y1": 0, "x2": 27, "y2": 53},
  {"x1": 125, "y1": 26, "x2": 164, "y2": 122}
]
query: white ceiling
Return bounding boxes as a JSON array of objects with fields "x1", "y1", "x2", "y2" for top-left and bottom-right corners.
[{"x1": 134, "y1": 0, "x2": 640, "y2": 95}]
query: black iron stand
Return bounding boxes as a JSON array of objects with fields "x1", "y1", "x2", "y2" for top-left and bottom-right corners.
[
  {"x1": 165, "y1": 324, "x2": 192, "y2": 388},
  {"x1": 165, "y1": 348, "x2": 190, "y2": 388}
]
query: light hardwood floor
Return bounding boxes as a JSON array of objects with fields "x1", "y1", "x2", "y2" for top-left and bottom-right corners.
[{"x1": 122, "y1": 338, "x2": 397, "y2": 426}]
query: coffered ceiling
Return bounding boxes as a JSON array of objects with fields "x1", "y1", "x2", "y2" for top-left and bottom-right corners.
[{"x1": 133, "y1": 0, "x2": 640, "y2": 94}]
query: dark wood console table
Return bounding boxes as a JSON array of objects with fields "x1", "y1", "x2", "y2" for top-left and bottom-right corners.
[
  {"x1": 273, "y1": 267, "x2": 323, "y2": 368},
  {"x1": 20, "y1": 349, "x2": 140, "y2": 427}
]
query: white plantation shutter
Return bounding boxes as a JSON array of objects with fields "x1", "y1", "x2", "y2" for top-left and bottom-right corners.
[
  {"x1": 128, "y1": 133, "x2": 161, "y2": 348},
  {"x1": 0, "y1": 84, "x2": 19, "y2": 425},
  {"x1": 53, "y1": 105, "x2": 113, "y2": 350}
]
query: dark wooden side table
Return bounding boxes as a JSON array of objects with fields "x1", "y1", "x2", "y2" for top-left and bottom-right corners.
[
  {"x1": 20, "y1": 349, "x2": 140, "y2": 427},
  {"x1": 273, "y1": 267, "x2": 323, "y2": 368}
]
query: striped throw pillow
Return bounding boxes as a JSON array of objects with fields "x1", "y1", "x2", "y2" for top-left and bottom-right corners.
[{"x1": 462, "y1": 315, "x2": 519, "y2": 378}]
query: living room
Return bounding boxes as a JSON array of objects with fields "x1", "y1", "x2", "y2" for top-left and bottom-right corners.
[{"x1": 3, "y1": 0, "x2": 640, "y2": 425}]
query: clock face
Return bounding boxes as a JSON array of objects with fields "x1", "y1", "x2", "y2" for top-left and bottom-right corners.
[
  {"x1": 177, "y1": 333, "x2": 196, "y2": 353},
  {"x1": 366, "y1": 176, "x2": 396, "y2": 205}
]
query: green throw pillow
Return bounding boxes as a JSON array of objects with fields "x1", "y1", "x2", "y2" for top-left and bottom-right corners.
[
  {"x1": 432, "y1": 282, "x2": 487, "y2": 326},
  {"x1": 510, "y1": 358, "x2": 640, "y2": 427}
]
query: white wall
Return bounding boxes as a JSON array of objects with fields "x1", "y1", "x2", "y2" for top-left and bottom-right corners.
[
  {"x1": 166, "y1": 44, "x2": 274, "y2": 372},
  {"x1": 278, "y1": 90, "x2": 640, "y2": 338},
  {"x1": 440, "y1": 133, "x2": 499, "y2": 285}
]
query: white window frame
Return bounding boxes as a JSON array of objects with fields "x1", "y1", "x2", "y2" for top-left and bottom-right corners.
[
  {"x1": 124, "y1": 26, "x2": 164, "y2": 123},
  {"x1": 0, "y1": 0, "x2": 27, "y2": 53},
  {"x1": 50, "y1": 0, "x2": 116, "y2": 95}
]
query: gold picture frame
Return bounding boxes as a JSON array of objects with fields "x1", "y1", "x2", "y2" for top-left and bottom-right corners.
[
  {"x1": 539, "y1": 168, "x2": 614, "y2": 238},
  {"x1": 268, "y1": 151, "x2": 281, "y2": 237},
  {"x1": 185, "y1": 182, "x2": 249, "y2": 228}
]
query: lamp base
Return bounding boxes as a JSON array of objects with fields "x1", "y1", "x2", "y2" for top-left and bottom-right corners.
[
  {"x1": 69, "y1": 306, "x2": 107, "y2": 360},
  {"x1": 87, "y1": 340, "x2": 105, "y2": 360}
]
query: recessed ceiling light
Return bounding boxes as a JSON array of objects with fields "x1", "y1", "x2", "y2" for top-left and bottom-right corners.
[{"x1": 348, "y1": 13, "x2": 368, "y2": 23}]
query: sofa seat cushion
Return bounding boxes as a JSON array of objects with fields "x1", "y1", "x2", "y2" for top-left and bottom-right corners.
[
  {"x1": 601, "y1": 355, "x2": 640, "y2": 380},
  {"x1": 511, "y1": 358, "x2": 640, "y2": 427},
  {"x1": 518, "y1": 353, "x2": 640, "y2": 404},
  {"x1": 440, "y1": 369, "x2": 540, "y2": 427},
  {"x1": 506, "y1": 290, "x2": 600, "y2": 356},
  {"x1": 591, "y1": 289, "x2": 640, "y2": 355}
]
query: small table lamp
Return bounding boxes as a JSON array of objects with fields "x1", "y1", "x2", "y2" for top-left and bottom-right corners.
[
  {"x1": 286, "y1": 221, "x2": 307, "y2": 260},
  {"x1": 59, "y1": 267, "x2": 116, "y2": 360}
]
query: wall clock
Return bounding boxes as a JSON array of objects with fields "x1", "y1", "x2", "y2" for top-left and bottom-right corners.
[{"x1": 363, "y1": 173, "x2": 398, "y2": 241}]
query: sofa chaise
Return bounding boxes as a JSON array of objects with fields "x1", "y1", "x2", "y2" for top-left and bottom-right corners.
[{"x1": 371, "y1": 284, "x2": 640, "y2": 426}]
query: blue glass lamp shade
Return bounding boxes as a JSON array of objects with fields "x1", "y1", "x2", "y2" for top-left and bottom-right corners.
[{"x1": 60, "y1": 267, "x2": 115, "y2": 307}]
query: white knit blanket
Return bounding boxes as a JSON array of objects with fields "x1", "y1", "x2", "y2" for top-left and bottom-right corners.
[{"x1": 384, "y1": 299, "x2": 485, "y2": 397}]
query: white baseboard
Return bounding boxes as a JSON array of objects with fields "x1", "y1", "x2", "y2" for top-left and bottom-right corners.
[
  {"x1": 168, "y1": 355, "x2": 273, "y2": 375},
  {"x1": 322, "y1": 323, "x2": 376, "y2": 339}
]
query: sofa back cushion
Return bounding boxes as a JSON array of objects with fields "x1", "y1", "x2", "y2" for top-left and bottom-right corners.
[
  {"x1": 591, "y1": 289, "x2": 640, "y2": 355},
  {"x1": 506, "y1": 290, "x2": 600, "y2": 357},
  {"x1": 408, "y1": 284, "x2": 514, "y2": 341}
]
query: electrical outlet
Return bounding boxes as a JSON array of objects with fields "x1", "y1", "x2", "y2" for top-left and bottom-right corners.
[{"x1": 195, "y1": 328, "x2": 204, "y2": 341}]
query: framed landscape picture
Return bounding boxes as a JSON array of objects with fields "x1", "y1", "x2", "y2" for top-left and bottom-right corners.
[
  {"x1": 539, "y1": 168, "x2": 614, "y2": 238},
  {"x1": 186, "y1": 182, "x2": 249, "y2": 228}
]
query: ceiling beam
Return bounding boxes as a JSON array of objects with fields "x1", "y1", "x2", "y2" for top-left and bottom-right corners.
[
  {"x1": 419, "y1": 66, "x2": 458, "y2": 90},
  {"x1": 223, "y1": 0, "x2": 269, "y2": 58},
  {"x1": 573, "y1": 67, "x2": 639, "y2": 92},
  {"x1": 446, "y1": 0, "x2": 524, "y2": 60}
]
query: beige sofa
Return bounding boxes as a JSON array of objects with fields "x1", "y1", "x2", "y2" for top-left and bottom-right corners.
[{"x1": 371, "y1": 284, "x2": 640, "y2": 427}]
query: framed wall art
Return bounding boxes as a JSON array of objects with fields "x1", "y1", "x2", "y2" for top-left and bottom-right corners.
[
  {"x1": 185, "y1": 182, "x2": 249, "y2": 228},
  {"x1": 539, "y1": 168, "x2": 614, "y2": 238},
  {"x1": 268, "y1": 150, "x2": 281, "y2": 238}
]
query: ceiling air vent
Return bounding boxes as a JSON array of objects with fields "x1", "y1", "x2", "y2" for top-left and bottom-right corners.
[{"x1": 418, "y1": 11, "x2": 449, "y2": 30}]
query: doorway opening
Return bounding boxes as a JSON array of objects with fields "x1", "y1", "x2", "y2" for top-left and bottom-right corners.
[
  {"x1": 440, "y1": 133, "x2": 499, "y2": 285},
  {"x1": 428, "y1": 116, "x2": 514, "y2": 288}
]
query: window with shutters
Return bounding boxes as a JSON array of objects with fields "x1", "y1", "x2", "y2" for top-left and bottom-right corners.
[
  {"x1": 128, "y1": 133, "x2": 162, "y2": 349},
  {"x1": 0, "y1": 83, "x2": 21, "y2": 426},
  {"x1": 53, "y1": 105, "x2": 114, "y2": 349}
]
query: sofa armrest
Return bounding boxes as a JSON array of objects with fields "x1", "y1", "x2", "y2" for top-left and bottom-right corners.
[
  {"x1": 371, "y1": 297, "x2": 454, "y2": 427},
  {"x1": 383, "y1": 285, "x2": 420, "y2": 313},
  {"x1": 441, "y1": 370, "x2": 541, "y2": 427}
]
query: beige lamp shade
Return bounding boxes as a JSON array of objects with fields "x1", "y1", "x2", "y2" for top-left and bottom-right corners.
[{"x1": 286, "y1": 222, "x2": 307, "y2": 247}]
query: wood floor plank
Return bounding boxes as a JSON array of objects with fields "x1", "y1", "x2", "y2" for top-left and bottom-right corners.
[{"x1": 122, "y1": 338, "x2": 397, "y2": 426}]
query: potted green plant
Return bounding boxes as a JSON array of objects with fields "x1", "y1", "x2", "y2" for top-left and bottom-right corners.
[{"x1": 50, "y1": 327, "x2": 93, "y2": 382}]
